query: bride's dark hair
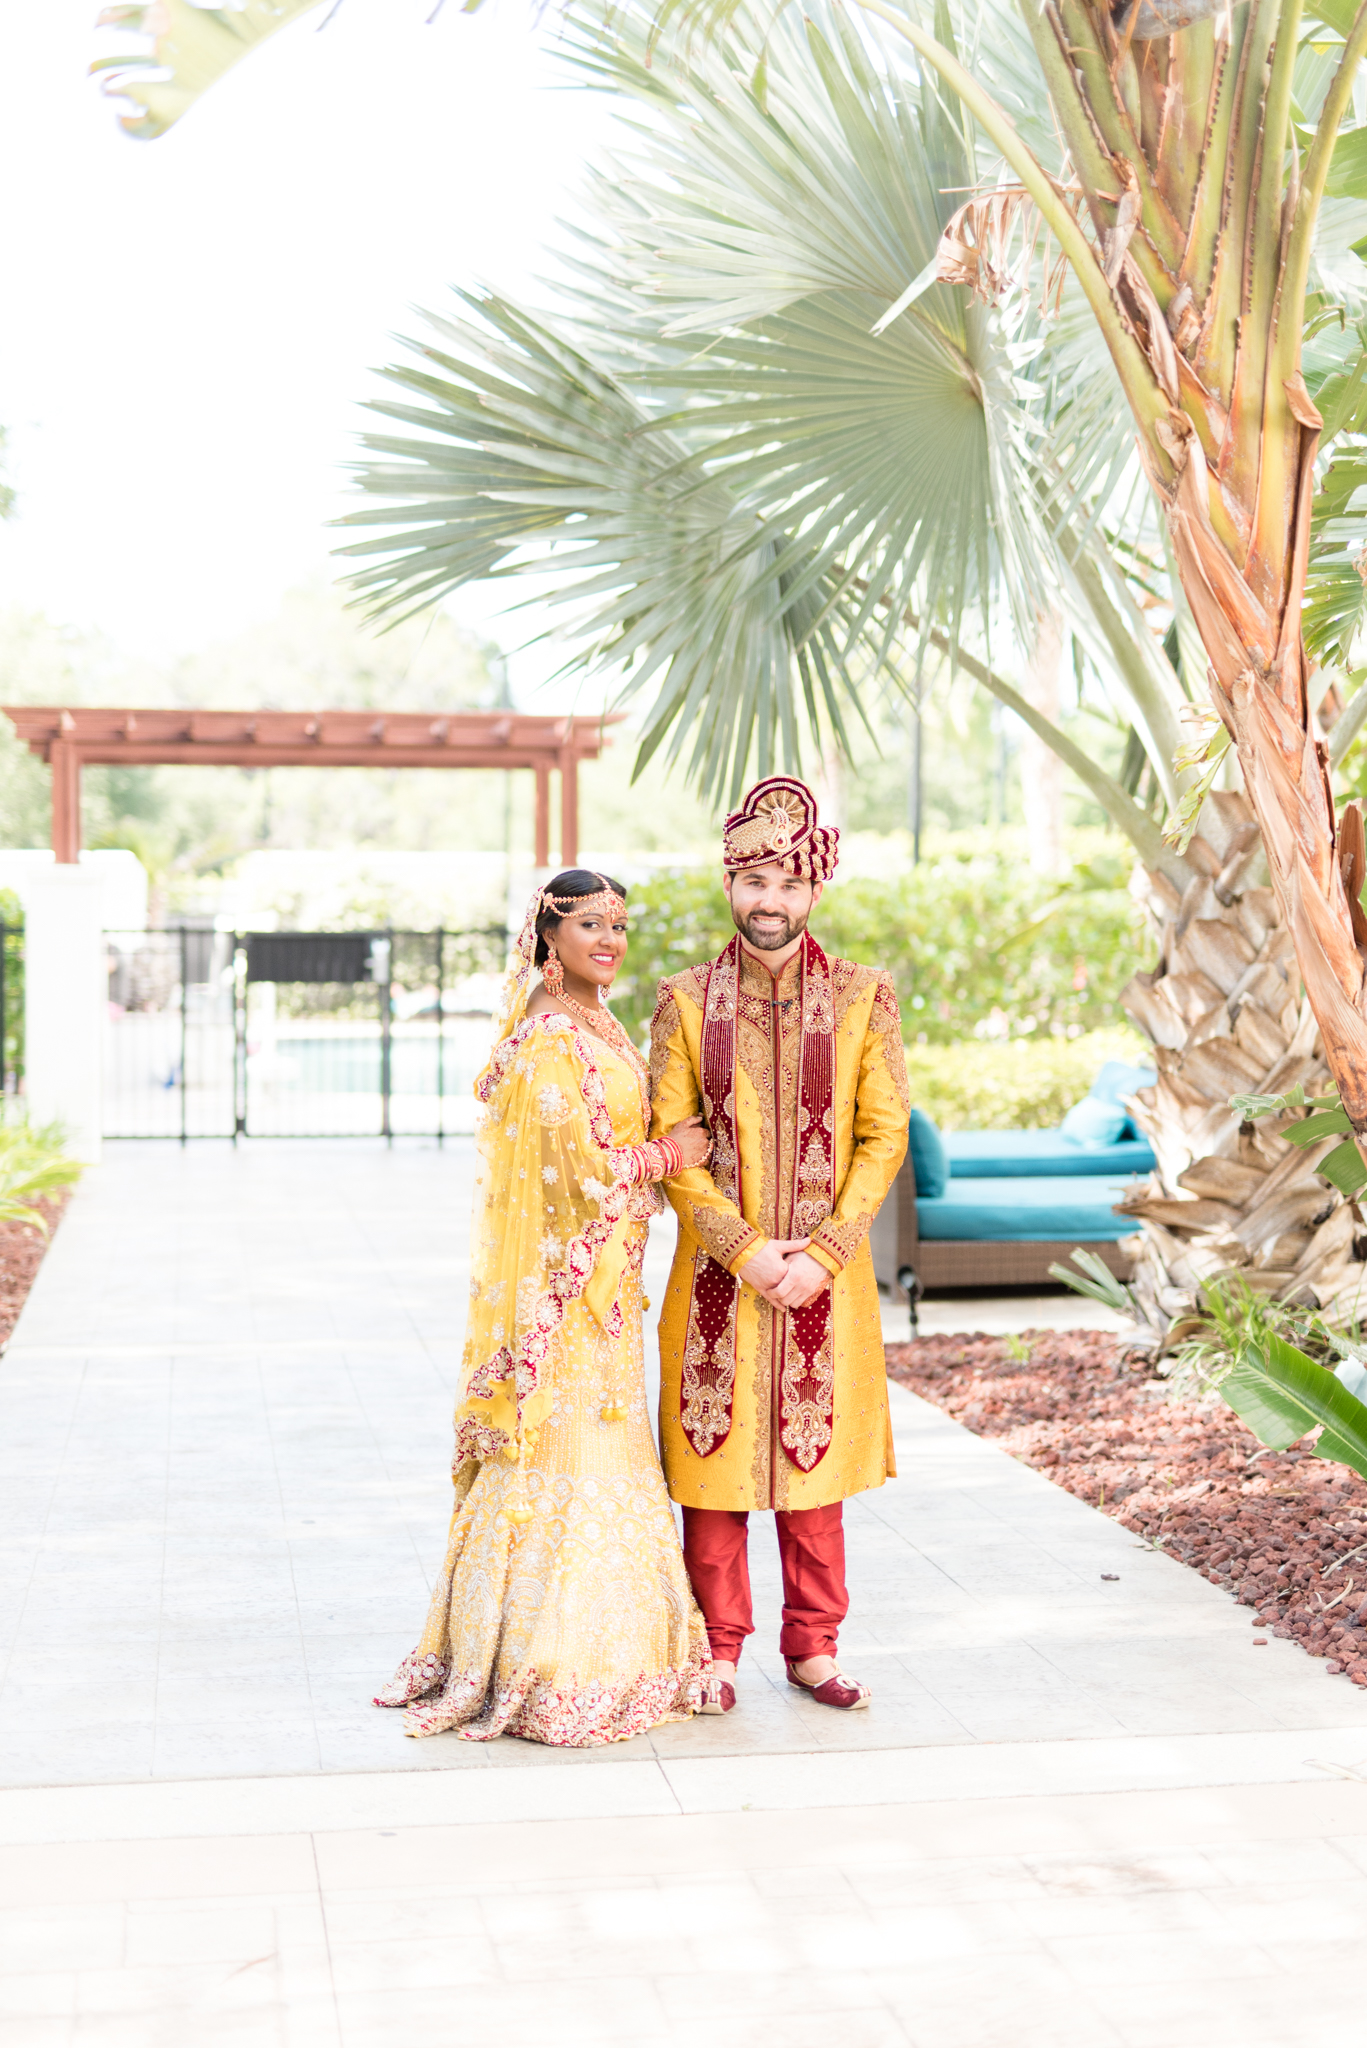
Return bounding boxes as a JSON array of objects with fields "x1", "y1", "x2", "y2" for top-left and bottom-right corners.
[{"x1": 534, "y1": 870, "x2": 628, "y2": 967}]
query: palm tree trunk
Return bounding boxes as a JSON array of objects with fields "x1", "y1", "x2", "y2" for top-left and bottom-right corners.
[{"x1": 1118, "y1": 797, "x2": 1367, "y2": 1342}]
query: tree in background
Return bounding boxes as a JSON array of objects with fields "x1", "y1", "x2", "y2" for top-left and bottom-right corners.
[
  {"x1": 327, "y1": 1, "x2": 1367, "y2": 1336},
  {"x1": 92, "y1": 0, "x2": 1367, "y2": 1341}
]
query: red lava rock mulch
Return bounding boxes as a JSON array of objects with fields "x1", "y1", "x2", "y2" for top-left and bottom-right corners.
[
  {"x1": 0, "y1": 1192, "x2": 69, "y2": 1351},
  {"x1": 886, "y1": 1329, "x2": 1367, "y2": 1687}
]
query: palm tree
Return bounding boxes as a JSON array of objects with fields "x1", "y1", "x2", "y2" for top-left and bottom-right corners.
[
  {"x1": 94, "y1": 0, "x2": 1367, "y2": 1339},
  {"x1": 331, "y1": 4, "x2": 1367, "y2": 1336},
  {"x1": 776, "y1": 0, "x2": 1367, "y2": 1143},
  {"x1": 92, "y1": 0, "x2": 325, "y2": 138}
]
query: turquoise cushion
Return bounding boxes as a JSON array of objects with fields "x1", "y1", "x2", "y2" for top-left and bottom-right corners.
[
  {"x1": 1060, "y1": 1096, "x2": 1129, "y2": 1148},
  {"x1": 1090, "y1": 1059, "x2": 1158, "y2": 1103},
  {"x1": 944, "y1": 1130, "x2": 1156, "y2": 1178},
  {"x1": 906, "y1": 1106, "x2": 948, "y2": 1198},
  {"x1": 916, "y1": 1175, "x2": 1141, "y2": 1243},
  {"x1": 1089, "y1": 1058, "x2": 1157, "y2": 1143}
]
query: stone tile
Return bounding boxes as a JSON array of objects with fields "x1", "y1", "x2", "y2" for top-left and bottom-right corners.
[
  {"x1": 0, "y1": 1905, "x2": 125, "y2": 1973},
  {"x1": 0, "y1": 2020, "x2": 75, "y2": 2047},
  {"x1": 1099, "y1": 1966, "x2": 1360, "y2": 2046},
  {"x1": 1046, "y1": 1926, "x2": 1275, "y2": 1988},
  {"x1": 13, "y1": 1138, "x2": 1367, "y2": 2048},
  {"x1": 1199, "y1": 1833, "x2": 1366, "y2": 1886},
  {"x1": 1021, "y1": 1848, "x2": 1228, "y2": 1898},
  {"x1": 122, "y1": 1900, "x2": 293, "y2": 1969},
  {"x1": 326, "y1": 1933, "x2": 499, "y2": 1993},
  {"x1": 332, "y1": 1975, "x2": 668, "y2": 2046},
  {"x1": 655, "y1": 1965, "x2": 890, "y2": 2020},
  {"x1": 878, "y1": 1953, "x2": 1126, "y2": 2048},
  {"x1": 0, "y1": 1970, "x2": 76, "y2": 2019},
  {"x1": 697, "y1": 2019, "x2": 915, "y2": 2048}
]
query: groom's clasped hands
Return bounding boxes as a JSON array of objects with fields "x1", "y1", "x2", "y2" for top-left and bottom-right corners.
[
  {"x1": 662, "y1": 1117, "x2": 829, "y2": 1307},
  {"x1": 736, "y1": 1237, "x2": 831, "y2": 1310}
]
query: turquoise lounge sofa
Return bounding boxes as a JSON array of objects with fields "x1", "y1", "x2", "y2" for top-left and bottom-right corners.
[{"x1": 870, "y1": 1061, "x2": 1155, "y2": 1322}]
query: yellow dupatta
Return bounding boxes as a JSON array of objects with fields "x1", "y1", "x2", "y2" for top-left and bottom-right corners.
[{"x1": 451, "y1": 892, "x2": 661, "y2": 1482}]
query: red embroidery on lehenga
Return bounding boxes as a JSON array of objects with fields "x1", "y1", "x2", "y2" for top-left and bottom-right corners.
[
  {"x1": 456, "y1": 1013, "x2": 658, "y2": 1467},
  {"x1": 680, "y1": 933, "x2": 838, "y2": 1468},
  {"x1": 379, "y1": 1657, "x2": 706, "y2": 1746}
]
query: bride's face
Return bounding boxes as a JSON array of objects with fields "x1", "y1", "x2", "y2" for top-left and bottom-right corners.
[{"x1": 552, "y1": 903, "x2": 629, "y2": 993}]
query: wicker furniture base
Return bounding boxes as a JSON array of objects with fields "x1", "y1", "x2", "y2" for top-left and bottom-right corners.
[
  {"x1": 869, "y1": 1147, "x2": 1136, "y2": 1303},
  {"x1": 913, "y1": 1237, "x2": 1131, "y2": 1290}
]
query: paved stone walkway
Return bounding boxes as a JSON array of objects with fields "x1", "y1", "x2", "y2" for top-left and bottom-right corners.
[{"x1": 3, "y1": 1141, "x2": 1366, "y2": 2044}]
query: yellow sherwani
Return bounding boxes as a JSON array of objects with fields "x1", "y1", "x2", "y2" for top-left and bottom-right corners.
[{"x1": 650, "y1": 944, "x2": 909, "y2": 1512}]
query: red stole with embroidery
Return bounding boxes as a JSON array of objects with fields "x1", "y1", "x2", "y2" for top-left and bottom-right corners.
[{"x1": 680, "y1": 931, "x2": 837, "y2": 1472}]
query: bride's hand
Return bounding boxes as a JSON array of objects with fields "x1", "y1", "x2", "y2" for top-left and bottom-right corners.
[{"x1": 669, "y1": 1116, "x2": 712, "y2": 1170}]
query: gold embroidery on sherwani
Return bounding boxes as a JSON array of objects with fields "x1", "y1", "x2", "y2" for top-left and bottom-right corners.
[
  {"x1": 691, "y1": 941, "x2": 838, "y2": 1476},
  {"x1": 676, "y1": 947, "x2": 745, "y2": 1457},
  {"x1": 692, "y1": 1206, "x2": 761, "y2": 1270},
  {"x1": 652, "y1": 949, "x2": 909, "y2": 1514},
  {"x1": 831, "y1": 955, "x2": 875, "y2": 1028},
  {"x1": 376, "y1": 1027, "x2": 709, "y2": 1745},
  {"x1": 870, "y1": 974, "x2": 911, "y2": 1113},
  {"x1": 811, "y1": 1211, "x2": 873, "y2": 1269},
  {"x1": 649, "y1": 986, "x2": 680, "y2": 1096},
  {"x1": 736, "y1": 948, "x2": 838, "y2": 1480}
]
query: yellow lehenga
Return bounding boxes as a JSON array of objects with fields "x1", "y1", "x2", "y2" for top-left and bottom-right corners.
[{"x1": 375, "y1": 959, "x2": 710, "y2": 1747}]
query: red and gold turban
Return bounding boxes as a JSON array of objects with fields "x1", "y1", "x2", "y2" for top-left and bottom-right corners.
[{"x1": 721, "y1": 775, "x2": 839, "y2": 883}]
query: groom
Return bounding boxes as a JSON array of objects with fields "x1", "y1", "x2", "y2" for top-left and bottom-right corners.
[{"x1": 650, "y1": 776, "x2": 908, "y2": 1711}]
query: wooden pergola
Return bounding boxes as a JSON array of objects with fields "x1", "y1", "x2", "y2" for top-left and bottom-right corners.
[{"x1": 2, "y1": 707, "x2": 622, "y2": 867}]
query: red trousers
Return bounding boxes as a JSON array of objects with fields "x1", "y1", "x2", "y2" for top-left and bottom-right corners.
[{"x1": 681, "y1": 1503, "x2": 848, "y2": 1664}]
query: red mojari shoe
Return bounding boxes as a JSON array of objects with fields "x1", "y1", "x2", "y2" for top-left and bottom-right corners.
[
  {"x1": 699, "y1": 1673, "x2": 736, "y2": 1715},
  {"x1": 785, "y1": 1660, "x2": 870, "y2": 1710}
]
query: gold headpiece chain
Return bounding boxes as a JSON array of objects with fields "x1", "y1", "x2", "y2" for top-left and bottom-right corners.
[{"x1": 540, "y1": 878, "x2": 627, "y2": 922}]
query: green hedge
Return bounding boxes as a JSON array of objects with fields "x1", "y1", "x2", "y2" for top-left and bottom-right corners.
[
  {"x1": 0, "y1": 889, "x2": 21, "y2": 1090},
  {"x1": 904, "y1": 1029, "x2": 1149, "y2": 1131},
  {"x1": 613, "y1": 852, "x2": 1148, "y2": 1048}
]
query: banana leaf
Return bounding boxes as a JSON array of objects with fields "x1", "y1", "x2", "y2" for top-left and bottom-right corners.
[
  {"x1": 1282, "y1": 1107, "x2": 1354, "y2": 1145},
  {"x1": 1316, "y1": 1138, "x2": 1367, "y2": 1197},
  {"x1": 1220, "y1": 1334, "x2": 1367, "y2": 1486},
  {"x1": 1047, "y1": 1247, "x2": 1134, "y2": 1314}
]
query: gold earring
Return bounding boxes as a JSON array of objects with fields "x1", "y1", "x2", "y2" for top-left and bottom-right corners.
[{"x1": 543, "y1": 947, "x2": 565, "y2": 996}]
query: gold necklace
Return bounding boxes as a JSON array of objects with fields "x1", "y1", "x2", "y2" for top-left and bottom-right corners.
[{"x1": 552, "y1": 985, "x2": 650, "y2": 1116}]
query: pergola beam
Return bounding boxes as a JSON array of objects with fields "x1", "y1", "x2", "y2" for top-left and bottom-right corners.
[{"x1": 2, "y1": 707, "x2": 623, "y2": 868}]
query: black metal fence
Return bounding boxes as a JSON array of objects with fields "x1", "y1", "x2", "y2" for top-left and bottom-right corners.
[{"x1": 104, "y1": 926, "x2": 506, "y2": 1141}]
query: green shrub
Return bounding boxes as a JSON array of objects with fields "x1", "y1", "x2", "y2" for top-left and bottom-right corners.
[
  {"x1": 613, "y1": 868, "x2": 736, "y2": 1038},
  {"x1": 817, "y1": 854, "x2": 1146, "y2": 1043},
  {"x1": 904, "y1": 1029, "x2": 1151, "y2": 1130},
  {"x1": 0, "y1": 1120, "x2": 82, "y2": 1231},
  {"x1": 0, "y1": 888, "x2": 20, "y2": 1090},
  {"x1": 613, "y1": 851, "x2": 1150, "y2": 1046}
]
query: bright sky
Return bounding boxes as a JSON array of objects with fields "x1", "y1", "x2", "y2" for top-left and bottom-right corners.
[{"x1": 0, "y1": 1, "x2": 612, "y2": 698}]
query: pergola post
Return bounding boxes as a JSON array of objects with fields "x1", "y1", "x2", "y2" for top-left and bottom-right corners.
[
  {"x1": 51, "y1": 739, "x2": 81, "y2": 864},
  {"x1": 559, "y1": 748, "x2": 579, "y2": 868},
  {"x1": 534, "y1": 762, "x2": 550, "y2": 868}
]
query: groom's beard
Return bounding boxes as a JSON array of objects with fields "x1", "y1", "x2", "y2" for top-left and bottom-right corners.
[{"x1": 732, "y1": 903, "x2": 810, "y2": 952}]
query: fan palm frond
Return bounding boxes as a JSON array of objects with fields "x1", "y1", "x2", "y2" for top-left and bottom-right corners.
[
  {"x1": 336, "y1": 0, "x2": 1122, "y2": 801},
  {"x1": 338, "y1": 292, "x2": 870, "y2": 796}
]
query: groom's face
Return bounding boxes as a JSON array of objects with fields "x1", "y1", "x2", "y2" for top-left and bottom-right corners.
[{"x1": 725, "y1": 864, "x2": 821, "y2": 951}]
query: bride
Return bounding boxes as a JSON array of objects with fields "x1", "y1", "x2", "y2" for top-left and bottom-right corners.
[{"x1": 375, "y1": 871, "x2": 715, "y2": 1744}]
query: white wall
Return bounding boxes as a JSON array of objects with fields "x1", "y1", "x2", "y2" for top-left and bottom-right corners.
[
  {"x1": 24, "y1": 866, "x2": 104, "y2": 1162},
  {"x1": 0, "y1": 849, "x2": 148, "y2": 932}
]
